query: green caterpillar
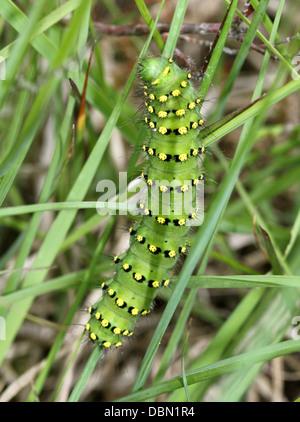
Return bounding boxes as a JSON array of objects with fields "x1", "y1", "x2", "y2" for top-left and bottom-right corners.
[{"x1": 85, "y1": 56, "x2": 205, "y2": 349}]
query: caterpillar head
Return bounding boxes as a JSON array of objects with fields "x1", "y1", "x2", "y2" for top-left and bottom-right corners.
[{"x1": 139, "y1": 57, "x2": 174, "y2": 83}]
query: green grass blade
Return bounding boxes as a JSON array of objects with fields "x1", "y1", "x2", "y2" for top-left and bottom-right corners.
[
  {"x1": 181, "y1": 331, "x2": 191, "y2": 402},
  {"x1": 187, "y1": 274, "x2": 300, "y2": 288},
  {"x1": 135, "y1": 0, "x2": 165, "y2": 53},
  {"x1": 67, "y1": 347, "x2": 103, "y2": 402},
  {"x1": 162, "y1": 0, "x2": 188, "y2": 58},
  {"x1": 0, "y1": 78, "x2": 59, "y2": 204},
  {"x1": 0, "y1": 0, "x2": 57, "y2": 64},
  {"x1": 213, "y1": 0, "x2": 271, "y2": 119},
  {"x1": 119, "y1": 339, "x2": 300, "y2": 401},
  {"x1": 198, "y1": 0, "x2": 239, "y2": 100},
  {"x1": 51, "y1": 0, "x2": 92, "y2": 69},
  {"x1": 0, "y1": 201, "x2": 136, "y2": 218}
]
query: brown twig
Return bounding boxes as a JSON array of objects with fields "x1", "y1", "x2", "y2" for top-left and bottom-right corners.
[
  {"x1": 232, "y1": 0, "x2": 256, "y2": 29},
  {"x1": 178, "y1": 35, "x2": 238, "y2": 55},
  {"x1": 92, "y1": 19, "x2": 278, "y2": 60},
  {"x1": 93, "y1": 22, "x2": 233, "y2": 37}
]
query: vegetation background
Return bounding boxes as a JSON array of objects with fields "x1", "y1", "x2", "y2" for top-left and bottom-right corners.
[{"x1": 0, "y1": 0, "x2": 300, "y2": 402}]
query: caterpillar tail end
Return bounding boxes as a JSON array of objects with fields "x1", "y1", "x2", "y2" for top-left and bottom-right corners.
[{"x1": 85, "y1": 306, "x2": 134, "y2": 350}]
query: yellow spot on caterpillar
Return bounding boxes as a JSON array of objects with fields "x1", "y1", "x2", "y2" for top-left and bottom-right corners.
[
  {"x1": 142, "y1": 145, "x2": 146, "y2": 151},
  {"x1": 158, "y1": 110, "x2": 167, "y2": 118},
  {"x1": 148, "y1": 106, "x2": 154, "y2": 113},
  {"x1": 144, "y1": 209, "x2": 150, "y2": 215},
  {"x1": 151, "y1": 79, "x2": 160, "y2": 85},
  {"x1": 131, "y1": 308, "x2": 139, "y2": 316},
  {"x1": 196, "y1": 99, "x2": 201, "y2": 104},
  {"x1": 144, "y1": 91, "x2": 148, "y2": 96},
  {"x1": 162, "y1": 66, "x2": 170, "y2": 76},
  {"x1": 164, "y1": 279, "x2": 170, "y2": 286},
  {"x1": 85, "y1": 323, "x2": 90, "y2": 331},
  {"x1": 152, "y1": 281, "x2": 160, "y2": 288},
  {"x1": 168, "y1": 58, "x2": 173, "y2": 63},
  {"x1": 178, "y1": 126, "x2": 187, "y2": 135},
  {"x1": 175, "y1": 109, "x2": 185, "y2": 117},
  {"x1": 148, "y1": 148, "x2": 154, "y2": 155},
  {"x1": 122, "y1": 330, "x2": 129, "y2": 336},
  {"x1": 159, "y1": 95, "x2": 168, "y2": 102},
  {"x1": 158, "y1": 153, "x2": 167, "y2": 161},
  {"x1": 144, "y1": 85, "x2": 148, "y2": 89},
  {"x1": 192, "y1": 122, "x2": 198, "y2": 129},
  {"x1": 191, "y1": 212, "x2": 197, "y2": 219},
  {"x1": 115, "y1": 342, "x2": 122, "y2": 347},
  {"x1": 188, "y1": 102, "x2": 196, "y2": 109},
  {"x1": 103, "y1": 341, "x2": 111, "y2": 348},
  {"x1": 101, "y1": 319, "x2": 109, "y2": 327},
  {"x1": 139, "y1": 203, "x2": 144, "y2": 209},
  {"x1": 145, "y1": 101, "x2": 148, "y2": 106},
  {"x1": 181, "y1": 185, "x2": 189, "y2": 192},
  {"x1": 149, "y1": 93, "x2": 155, "y2": 100},
  {"x1": 178, "y1": 219, "x2": 186, "y2": 226},
  {"x1": 90, "y1": 332, "x2": 97, "y2": 340},
  {"x1": 123, "y1": 263, "x2": 130, "y2": 270},
  {"x1": 172, "y1": 89, "x2": 181, "y2": 97},
  {"x1": 113, "y1": 327, "x2": 121, "y2": 335},
  {"x1": 147, "y1": 179, "x2": 153, "y2": 186},
  {"x1": 149, "y1": 121, "x2": 155, "y2": 129},
  {"x1": 200, "y1": 173, "x2": 204, "y2": 180},
  {"x1": 145, "y1": 117, "x2": 148, "y2": 123},
  {"x1": 128, "y1": 331, "x2": 133, "y2": 337},
  {"x1": 179, "y1": 153, "x2": 188, "y2": 161},
  {"x1": 199, "y1": 119, "x2": 204, "y2": 125},
  {"x1": 200, "y1": 146, "x2": 205, "y2": 153},
  {"x1": 169, "y1": 250, "x2": 176, "y2": 258},
  {"x1": 193, "y1": 179, "x2": 199, "y2": 185},
  {"x1": 134, "y1": 273, "x2": 143, "y2": 281},
  {"x1": 149, "y1": 245, "x2": 157, "y2": 253},
  {"x1": 180, "y1": 81, "x2": 187, "y2": 88},
  {"x1": 137, "y1": 235, "x2": 144, "y2": 242},
  {"x1": 160, "y1": 185, "x2": 168, "y2": 192},
  {"x1": 157, "y1": 217, "x2": 166, "y2": 224},
  {"x1": 141, "y1": 310, "x2": 148, "y2": 316},
  {"x1": 181, "y1": 247, "x2": 187, "y2": 253},
  {"x1": 113, "y1": 255, "x2": 119, "y2": 262},
  {"x1": 187, "y1": 73, "x2": 192, "y2": 79},
  {"x1": 108, "y1": 289, "x2": 115, "y2": 296},
  {"x1": 158, "y1": 126, "x2": 167, "y2": 135},
  {"x1": 95, "y1": 312, "x2": 101, "y2": 319},
  {"x1": 88, "y1": 307, "x2": 92, "y2": 314},
  {"x1": 116, "y1": 298, "x2": 124, "y2": 307},
  {"x1": 192, "y1": 148, "x2": 198, "y2": 156}
]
